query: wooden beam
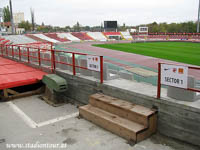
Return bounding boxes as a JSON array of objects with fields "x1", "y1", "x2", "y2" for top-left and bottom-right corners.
[{"x1": 7, "y1": 89, "x2": 19, "y2": 95}]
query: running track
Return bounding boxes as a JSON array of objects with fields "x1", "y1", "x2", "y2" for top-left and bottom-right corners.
[{"x1": 66, "y1": 41, "x2": 200, "y2": 80}]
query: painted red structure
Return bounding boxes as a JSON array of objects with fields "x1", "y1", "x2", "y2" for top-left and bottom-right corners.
[
  {"x1": 0, "y1": 57, "x2": 47, "y2": 90},
  {"x1": 0, "y1": 41, "x2": 104, "y2": 90},
  {"x1": 157, "y1": 63, "x2": 200, "y2": 99}
]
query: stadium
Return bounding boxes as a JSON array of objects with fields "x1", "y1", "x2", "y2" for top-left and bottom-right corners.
[{"x1": 0, "y1": 0, "x2": 200, "y2": 150}]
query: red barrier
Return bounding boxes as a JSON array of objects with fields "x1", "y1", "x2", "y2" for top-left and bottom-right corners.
[
  {"x1": 157, "y1": 63, "x2": 200, "y2": 99},
  {"x1": 0, "y1": 42, "x2": 104, "y2": 83}
]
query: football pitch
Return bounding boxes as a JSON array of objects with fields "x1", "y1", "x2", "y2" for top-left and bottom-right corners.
[{"x1": 93, "y1": 42, "x2": 200, "y2": 66}]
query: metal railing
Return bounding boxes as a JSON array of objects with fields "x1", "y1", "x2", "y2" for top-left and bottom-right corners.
[
  {"x1": 157, "y1": 63, "x2": 200, "y2": 99},
  {"x1": 0, "y1": 42, "x2": 104, "y2": 83}
]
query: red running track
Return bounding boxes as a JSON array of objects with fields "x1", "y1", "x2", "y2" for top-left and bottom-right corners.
[
  {"x1": 0, "y1": 57, "x2": 47, "y2": 90},
  {"x1": 66, "y1": 42, "x2": 200, "y2": 80}
]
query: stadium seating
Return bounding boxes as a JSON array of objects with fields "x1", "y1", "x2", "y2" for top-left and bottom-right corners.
[
  {"x1": 71, "y1": 32, "x2": 93, "y2": 41},
  {"x1": 190, "y1": 36, "x2": 200, "y2": 40},
  {"x1": 57, "y1": 33, "x2": 81, "y2": 42},
  {"x1": 45, "y1": 33, "x2": 70, "y2": 42},
  {"x1": 33, "y1": 34, "x2": 60, "y2": 43},
  {"x1": 147, "y1": 35, "x2": 167, "y2": 40},
  {"x1": 87, "y1": 32, "x2": 107, "y2": 41},
  {"x1": 3, "y1": 35, "x2": 36, "y2": 44},
  {"x1": 120, "y1": 32, "x2": 133, "y2": 40},
  {"x1": 25, "y1": 34, "x2": 49, "y2": 42}
]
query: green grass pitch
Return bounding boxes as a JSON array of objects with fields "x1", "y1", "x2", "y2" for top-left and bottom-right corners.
[{"x1": 93, "y1": 42, "x2": 200, "y2": 66}]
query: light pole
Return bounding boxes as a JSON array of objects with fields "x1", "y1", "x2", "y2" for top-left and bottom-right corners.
[
  {"x1": 9, "y1": 0, "x2": 15, "y2": 34},
  {"x1": 197, "y1": 0, "x2": 200, "y2": 33}
]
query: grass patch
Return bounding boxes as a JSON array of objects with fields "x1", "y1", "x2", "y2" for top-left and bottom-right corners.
[{"x1": 93, "y1": 42, "x2": 200, "y2": 66}]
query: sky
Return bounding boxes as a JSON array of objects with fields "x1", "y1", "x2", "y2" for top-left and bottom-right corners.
[{"x1": 0, "y1": 0, "x2": 199, "y2": 27}]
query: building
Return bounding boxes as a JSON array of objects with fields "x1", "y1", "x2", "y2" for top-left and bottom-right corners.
[{"x1": 13, "y1": 12, "x2": 25, "y2": 25}]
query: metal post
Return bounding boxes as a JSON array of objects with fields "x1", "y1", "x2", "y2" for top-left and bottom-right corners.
[
  {"x1": 12, "y1": 45, "x2": 14, "y2": 58},
  {"x1": 51, "y1": 49, "x2": 55, "y2": 72},
  {"x1": 0, "y1": 44, "x2": 2, "y2": 56},
  {"x1": 6, "y1": 45, "x2": 8, "y2": 56},
  {"x1": 18, "y1": 46, "x2": 21, "y2": 61},
  {"x1": 197, "y1": 0, "x2": 200, "y2": 33},
  {"x1": 72, "y1": 53, "x2": 76, "y2": 75},
  {"x1": 38, "y1": 48, "x2": 41, "y2": 66},
  {"x1": 157, "y1": 63, "x2": 161, "y2": 99},
  {"x1": 27, "y1": 47, "x2": 30, "y2": 63},
  {"x1": 9, "y1": 0, "x2": 15, "y2": 35},
  {"x1": 100, "y1": 56, "x2": 104, "y2": 84}
]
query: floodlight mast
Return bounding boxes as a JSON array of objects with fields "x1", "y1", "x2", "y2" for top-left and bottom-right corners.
[
  {"x1": 9, "y1": 0, "x2": 15, "y2": 34},
  {"x1": 197, "y1": 0, "x2": 200, "y2": 33}
]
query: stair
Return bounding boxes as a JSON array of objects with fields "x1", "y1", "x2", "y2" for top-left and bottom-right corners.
[{"x1": 79, "y1": 93, "x2": 157, "y2": 143}]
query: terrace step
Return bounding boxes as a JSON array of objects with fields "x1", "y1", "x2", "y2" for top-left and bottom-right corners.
[
  {"x1": 89, "y1": 93, "x2": 156, "y2": 127},
  {"x1": 79, "y1": 93, "x2": 157, "y2": 143}
]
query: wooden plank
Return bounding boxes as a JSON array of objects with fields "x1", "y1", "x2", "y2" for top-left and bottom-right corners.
[
  {"x1": 90, "y1": 97, "x2": 148, "y2": 127},
  {"x1": 7, "y1": 89, "x2": 19, "y2": 95},
  {"x1": 89, "y1": 94, "x2": 156, "y2": 127},
  {"x1": 90, "y1": 93, "x2": 155, "y2": 117},
  {"x1": 3, "y1": 89, "x2": 8, "y2": 98},
  {"x1": 137, "y1": 113, "x2": 157, "y2": 142},
  {"x1": 3, "y1": 87, "x2": 44, "y2": 101},
  {"x1": 80, "y1": 105, "x2": 146, "y2": 142}
]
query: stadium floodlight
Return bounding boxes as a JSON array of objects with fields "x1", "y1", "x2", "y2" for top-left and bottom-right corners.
[
  {"x1": 197, "y1": 0, "x2": 200, "y2": 33},
  {"x1": 9, "y1": 0, "x2": 15, "y2": 34}
]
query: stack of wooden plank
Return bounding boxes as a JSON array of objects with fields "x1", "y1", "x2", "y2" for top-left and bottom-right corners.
[{"x1": 79, "y1": 93, "x2": 157, "y2": 143}]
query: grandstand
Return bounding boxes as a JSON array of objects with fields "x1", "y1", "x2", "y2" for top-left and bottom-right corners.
[
  {"x1": 3, "y1": 35, "x2": 36, "y2": 44},
  {"x1": 120, "y1": 32, "x2": 133, "y2": 40},
  {"x1": 57, "y1": 33, "x2": 81, "y2": 42},
  {"x1": 2, "y1": 32, "x2": 200, "y2": 44},
  {"x1": 45, "y1": 33, "x2": 70, "y2": 42},
  {"x1": 103, "y1": 32, "x2": 122, "y2": 40},
  {"x1": 26, "y1": 34, "x2": 49, "y2": 42},
  {"x1": 71, "y1": 32, "x2": 93, "y2": 41},
  {"x1": 33, "y1": 34, "x2": 60, "y2": 43},
  {"x1": 87, "y1": 32, "x2": 107, "y2": 41}
]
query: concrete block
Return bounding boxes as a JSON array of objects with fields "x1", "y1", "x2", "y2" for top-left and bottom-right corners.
[
  {"x1": 93, "y1": 62, "x2": 109, "y2": 80},
  {"x1": 167, "y1": 76, "x2": 197, "y2": 101},
  {"x1": 93, "y1": 63, "x2": 119, "y2": 80},
  {"x1": 54, "y1": 55, "x2": 60, "y2": 69},
  {"x1": 59, "y1": 56, "x2": 68, "y2": 70},
  {"x1": 43, "y1": 53, "x2": 51, "y2": 67},
  {"x1": 79, "y1": 58, "x2": 92, "y2": 76},
  {"x1": 119, "y1": 70, "x2": 133, "y2": 81},
  {"x1": 108, "y1": 69, "x2": 119, "y2": 80},
  {"x1": 67, "y1": 55, "x2": 81, "y2": 73}
]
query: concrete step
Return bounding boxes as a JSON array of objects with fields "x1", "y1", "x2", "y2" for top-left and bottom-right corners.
[
  {"x1": 89, "y1": 93, "x2": 156, "y2": 127},
  {"x1": 79, "y1": 104, "x2": 153, "y2": 142}
]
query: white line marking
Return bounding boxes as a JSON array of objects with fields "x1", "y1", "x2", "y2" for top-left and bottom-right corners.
[
  {"x1": 7, "y1": 102, "x2": 79, "y2": 128},
  {"x1": 7, "y1": 102, "x2": 37, "y2": 128},
  {"x1": 37, "y1": 112, "x2": 79, "y2": 127}
]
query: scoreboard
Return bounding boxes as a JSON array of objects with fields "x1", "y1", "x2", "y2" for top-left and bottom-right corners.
[{"x1": 104, "y1": 21, "x2": 117, "y2": 29}]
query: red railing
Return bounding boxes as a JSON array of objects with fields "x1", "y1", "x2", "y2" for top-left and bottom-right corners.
[
  {"x1": 157, "y1": 63, "x2": 200, "y2": 99},
  {"x1": 0, "y1": 42, "x2": 104, "y2": 83}
]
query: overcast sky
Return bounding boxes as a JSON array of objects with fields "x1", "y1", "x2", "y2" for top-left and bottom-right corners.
[{"x1": 0, "y1": 0, "x2": 199, "y2": 27}]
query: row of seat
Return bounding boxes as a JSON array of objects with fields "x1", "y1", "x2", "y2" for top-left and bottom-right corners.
[{"x1": 3, "y1": 33, "x2": 200, "y2": 45}]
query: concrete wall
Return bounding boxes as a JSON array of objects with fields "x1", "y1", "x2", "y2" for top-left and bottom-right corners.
[{"x1": 56, "y1": 70, "x2": 200, "y2": 147}]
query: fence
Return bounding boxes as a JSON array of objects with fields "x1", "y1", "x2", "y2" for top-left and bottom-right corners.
[
  {"x1": 157, "y1": 63, "x2": 200, "y2": 99},
  {"x1": 0, "y1": 42, "x2": 104, "y2": 83}
]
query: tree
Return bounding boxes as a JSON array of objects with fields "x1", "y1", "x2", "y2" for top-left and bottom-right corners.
[
  {"x1": 18, "y1": 21, "x2": 31, "y2": 31},
  {"x1": 73, "y1": 22, "x2": 81, "y2": 32},
  {"x1": 3, "y1": 6, "x2": 11, "y2": 22}
]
